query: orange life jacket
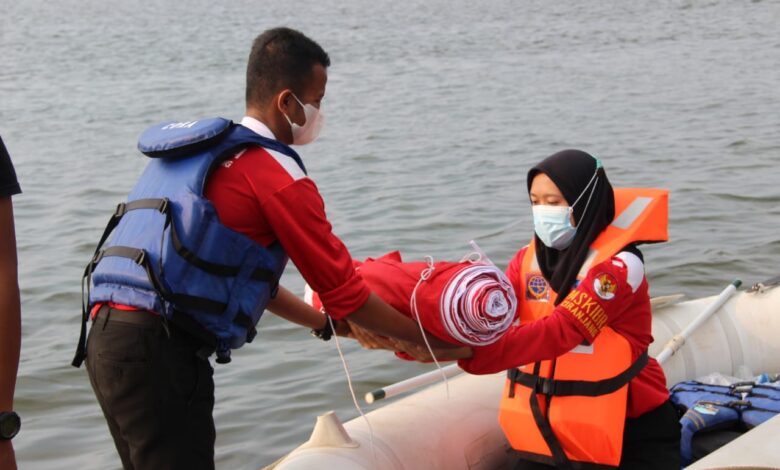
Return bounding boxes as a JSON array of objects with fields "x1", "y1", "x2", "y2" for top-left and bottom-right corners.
[{"x1": 499, "y1": 187, "x2": 668, "y2": 469}]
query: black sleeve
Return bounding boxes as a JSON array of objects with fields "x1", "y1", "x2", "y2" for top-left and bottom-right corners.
[{"x1": 0, "y1": 136, "x2": 22, "y2": 198}]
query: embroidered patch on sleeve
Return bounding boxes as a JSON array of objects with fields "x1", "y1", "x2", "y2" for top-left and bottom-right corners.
[
  {"x1": 593, "y1": 272, "x2": 618, "y2": 300},
  {"x1": 526, "y1": 274, "x2": 550, "y2": 301},
  {"x1": 559, "y1": 290, "x2": 609, "y2": 338}
]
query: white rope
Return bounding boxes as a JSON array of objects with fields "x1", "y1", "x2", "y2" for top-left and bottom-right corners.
[
  {"x1": 329, "y1": 316, "x2": 377, "y2": 464},
  {"x1": 408, "y1": 255, "x2": 451, "y2": 400}
]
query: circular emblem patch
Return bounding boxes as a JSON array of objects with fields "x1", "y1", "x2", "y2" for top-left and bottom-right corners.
[
  {"x1": 593, "y1": 272, "x2": 618, "y2": 300},
  {"x1": 527, "y1": 275, "x2": 549, "y2": 300}
]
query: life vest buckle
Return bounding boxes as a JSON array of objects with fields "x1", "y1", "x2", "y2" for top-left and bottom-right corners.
[
  {"x1": 730, "y1": 382, "x2": 755, "y2": 395},
  {"x1": 728, "y1": 399, "x2": 752, "y2": 409},
  {"x1": 157, "y1": 198, "x2": 170, "y2": 215},
  {"x1": 535, "y1": 377, "x2": 555, "y2": 395},
  {"x1": 133, "y1": 250, "x2": 147, "y2": 266},
  {"x1": 114, "y1": 202, "x2": 127, "y2": 218}
]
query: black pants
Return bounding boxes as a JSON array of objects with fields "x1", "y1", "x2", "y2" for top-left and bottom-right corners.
[
  {"x1": 512, "y1": 400, "x2": 681, "y2": 469},
  {"x1": 86, "y1": 307, "x2": 215, "y2": 470}
]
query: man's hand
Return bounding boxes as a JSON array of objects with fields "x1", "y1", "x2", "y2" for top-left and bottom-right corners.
[{"x1": 332, "y1": 318, "x2": 352, "y2": 337}]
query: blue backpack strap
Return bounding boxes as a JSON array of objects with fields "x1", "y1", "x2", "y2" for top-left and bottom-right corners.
[{"x1": 230, "y1": 125, "x2": 307, "y2": 175}]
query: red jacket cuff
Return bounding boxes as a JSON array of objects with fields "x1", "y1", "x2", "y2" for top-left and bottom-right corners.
[{"x1": 318, "y1": 271, "x2": 371, "y2": 320}]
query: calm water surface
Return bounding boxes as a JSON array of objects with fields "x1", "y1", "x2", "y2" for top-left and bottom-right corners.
[{"x1": 2, "y1": 0, "x2": 779, "y2": 468}]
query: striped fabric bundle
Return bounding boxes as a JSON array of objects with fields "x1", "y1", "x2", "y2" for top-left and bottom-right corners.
[
  {"x1": 437, "y1": 263, "x2": 517, "y2": 346},
  {"x1": 305, "y1": 251, "x2": 517, "y2": 347}
]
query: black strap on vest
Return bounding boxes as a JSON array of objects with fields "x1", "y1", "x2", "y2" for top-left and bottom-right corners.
[
  {"x1": 507, "y1": 351, "x2": 649, "y2": 397},
  {"x1": 88, "y1": 246, "x2": 234, "y2": 314},
  {"x1": 167, "y1": 213, "x2": 275, "y2": 282},
  {"x1": 506, "y1": 351, "x2": 649, "y2": 469},
  {"x1": 527, "y1": 361, "x2": 573, "y2": 470},
  {"x1": 72, "y1": 197, "x2": 264, "y2": 367},
  {"x1": 72, "y1": 202, "x2": 162, "y2": 367},
  {"x1": 101, "y1": 198, "x2": 276, "y2": 282},
  {"x1": 696, "y1": 398, "x2": 778, "y2": 413}
]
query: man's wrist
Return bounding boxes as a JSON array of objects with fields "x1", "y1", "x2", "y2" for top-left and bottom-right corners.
[
  {"x1": 0, "y1": 412, "x2": 20, "y2": 441},
  {"x1": 311, "y1": 315, "x2": 334, "y2": 341}
]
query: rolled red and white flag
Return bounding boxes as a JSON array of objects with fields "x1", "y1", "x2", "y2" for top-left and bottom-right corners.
[
  {"x1": 305, "y1": 251, "x2": 517, "y2": 347},
  {"x1": 437, "y1": 263, "x2": 516, "y2": 346}
]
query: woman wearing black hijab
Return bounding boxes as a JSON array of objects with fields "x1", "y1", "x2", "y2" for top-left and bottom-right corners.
[{"x1": 456, "y1": 150, "x2": 680, "y2": 469}]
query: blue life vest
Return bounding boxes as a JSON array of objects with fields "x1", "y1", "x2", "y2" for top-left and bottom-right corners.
[
  {"x1": 72, "y1": 118, "x2": 306, "y2": 366},
  {"x1": 670, "y1": 380, "x2": 780, "y2": 466}
]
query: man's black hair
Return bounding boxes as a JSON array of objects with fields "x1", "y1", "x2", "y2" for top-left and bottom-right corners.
[{"x1": 246, "y1": 27, "x2": 330, "y2": 107}]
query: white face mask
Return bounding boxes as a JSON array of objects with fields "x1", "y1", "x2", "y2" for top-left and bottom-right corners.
[
  {"x1": 283, "y1": 93, "x2": 324, "y2": 145},
  {"x1": 532, "y1": 205, "x2": 577, "y2": 250},
  {"x1": 531, "y1": 161, "x2": 601, "y2": 250}
]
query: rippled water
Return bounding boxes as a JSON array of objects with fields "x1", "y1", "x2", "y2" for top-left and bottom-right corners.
[{"x1": 3, "y1": 0, "x2": 780, "y2": 468}]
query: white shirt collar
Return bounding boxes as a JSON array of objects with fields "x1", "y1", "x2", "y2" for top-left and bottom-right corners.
[{"x1": 240, "y1": 116, "x2": 276, "y2": 140}]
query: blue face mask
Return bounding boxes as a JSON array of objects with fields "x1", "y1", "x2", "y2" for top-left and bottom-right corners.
[
  {"x1": 532, "y1": 205, "x2": 577, "y2": 250},
  {"x1": 531, "y1": 159, "x2": 602, "y2": 250}
]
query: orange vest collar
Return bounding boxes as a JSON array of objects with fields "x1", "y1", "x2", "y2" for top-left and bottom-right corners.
[{"x1": 518, "y1": 187, "x2": 668, "y2": 322}]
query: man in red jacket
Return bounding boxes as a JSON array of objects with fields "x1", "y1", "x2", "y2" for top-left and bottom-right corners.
[{"x1": 85, "y1": 27, "x2": 457, "y2": 470}]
